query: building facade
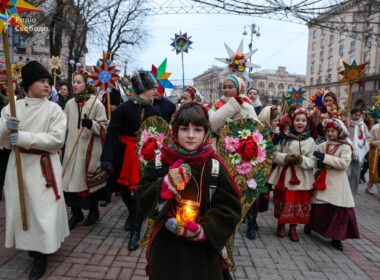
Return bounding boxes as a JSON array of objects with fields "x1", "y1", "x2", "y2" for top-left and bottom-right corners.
[
  {"x1": 251, "y1": 66, "x2": 306, "y2": 106},
  {"x1": 305, "y1": 0, "x2": 380, "y2": 108},
  {"x1": 193, "y1": 66, "x2": 225, "y2": 103}
]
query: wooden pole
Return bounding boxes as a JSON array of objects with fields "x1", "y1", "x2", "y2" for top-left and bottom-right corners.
[
  {"x1": 345, "y1": 83, "x2": 353, "y2": 119},
  {"x1": 106, "y1": 89, "x2": 111, "y2": 121},
  {"x1": 53, "y1": 68, "x2": 56, "y2": 88},
  {"x1": 2, "y1": 30, "x2": 27, "y2": 231}
]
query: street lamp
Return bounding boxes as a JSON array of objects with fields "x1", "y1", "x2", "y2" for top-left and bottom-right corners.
[
  {"x1": 124, "y1": 59, "x2": 128, "y2": 77},
  {"x1": 242, "y1": 22, "x2": 261, "y2": 74}
]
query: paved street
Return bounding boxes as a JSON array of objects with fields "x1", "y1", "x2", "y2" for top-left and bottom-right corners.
[{"x1": 0, "y1": 182, "x2": 379, "y2": 280}]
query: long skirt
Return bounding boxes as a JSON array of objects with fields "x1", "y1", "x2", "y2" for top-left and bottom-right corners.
[
  {"x1": 274, "y1": 188, "x2": 311, "y2": 224},
  {"x1": 310, "y1": 204, "x2": 360, "y2": 240}
]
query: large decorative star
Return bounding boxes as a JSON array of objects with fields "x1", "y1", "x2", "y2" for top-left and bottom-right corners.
[
  {"x1": 215, "y1": 40, "x2": 260, "y2": 80},
  {"x1": 151, "y1": 58, "x2": 175, "y2": 95},
  {"x1": 373, "y1": 90, "x2": 380, "y2": 106},
  {"x1": 49, "y1": 56, "x2": 61, "y2": 70},
  {"x1": 339, "y1": 60, "x2": 366, "y2": 86},
  {"x1": 90, "y1": 60, "x2": 120, "y2": 91},
  {"x1": 288, "y1": 85, "x2": 305, "y2": 105},
  {"x1": 170, "y1": 32, "x2": 193, "y2": 54},
  {"x1": 308, "y1": 89, "x2": 327, "y2": 108},
  {"x1": 0, "y1": 0, "x2": 39, "y2": 32}
]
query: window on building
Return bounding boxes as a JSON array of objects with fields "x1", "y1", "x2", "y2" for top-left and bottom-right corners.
[
  {"x1": 268, "y1": 83, "x2": 275, "y2": 89},
  {"x1": 313, "y1": 30, "x2": 317, "y2": 39},
  {"x1": 326, "y1": 74, "x2": 332, "y2": 83},
  {"x1": 320, "y1": 50, "x2": 324, "y2": 60},
  {"x1": 278, "y1": 83, "x2": 284, "y2": 90},
  {"x1": 310, "y1": 64, "x2": 315, "y2": 74},
  {"x1": 364, "y1": 51, "x2": 370, "y2": 63},
  {"x1": 258, "y1": 81, "x2": 265, "y2": 88},
  {"x1": 321, "y1": 37, "x2": 325, "y2": 47},
  {"x1": 352, "y1": 12, "x2": 358, "y2": 23},
  {"x1": 352, "y1": 25, "x2": 357, "y2": 39},
  {"x1": 339, "y1": 44, "x2": 344, "y2": 56},
  {"x1": 312, "y1": 42, "x2": 316, "y2": 50},
  {"x1": 339, "y1": 34, "x2": 345, "y2": 42},
  {"x1": 350, "y1": 41, "x2": 356, "y2": 52},
  {"x1": 328, "y1": 60, "x2": 333, "y2": 71},
  {"x1": 365, "y1": 35, "x2": 372, "y2": 48},
  {"x1": 310, "y1": 77, "x2": 314, "y2": 85},
  {"x1": 349, "y1": 55, "x2": 355, "y2": 64},
  {"x1": 317, "y1": 76, "x2": 322, "y2": 84},
  {"x1": 328, "y1": 47, "x2": 333, "y2": 58},
  {"x1": 321, "y1": 29, "x2": 325, "y2": 36},
  {"x1": 365, "y1": 65, "x2": 369, "y2": 74},
  {"x1": 329, "y1": 34, "x2": 334, "y2": 45}
]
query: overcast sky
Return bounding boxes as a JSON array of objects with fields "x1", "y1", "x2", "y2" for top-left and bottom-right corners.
[{"x1": 88, "y1": 13, "x2": 309, "y2": 84}]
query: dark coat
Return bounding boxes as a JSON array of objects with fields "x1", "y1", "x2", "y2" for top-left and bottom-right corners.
[
  {"x1": 153, "y1": 97, "x2": 176, "y2": 123},
  {"x1": 137, "y1": 158, "x2": 242, "y2": 280},
  {"x1": 100, "y1": 100, "x2": 160, "y2": 176},
  {"x1": 57, "y1": 94, "x2": 74, "y2": 110}
]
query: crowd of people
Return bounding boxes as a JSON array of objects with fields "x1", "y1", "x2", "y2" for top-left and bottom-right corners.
[{"x1": 0, "y1": 60, "x2": 377, "y2": 280}]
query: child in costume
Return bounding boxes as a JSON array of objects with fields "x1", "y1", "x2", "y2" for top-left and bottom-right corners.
[
  {"x1": 62, "y1": 69, "x2": 108, "y2": 230},
  {"x1": 247, "y1": 87, "x2": 263, "y2": 115},
  {"x1": 268, "y1": 108, "x2": 316, "y2": 242},
  {"x1": 0, "y1": 61, "x2": 69, "y2": 279},
  {"x1": 309, "y1": 118, "x2": 359, "y2": 250},
  {"x1": 137, "y1": 102, "x2": 242, "y2": 280},
  {"x1": 347, "y1": 108, "x2": 370, "y2": 194},
  {"x1": 100, "y1": 71, "x2": 160, "y2": 251},
  {"x1": 245, "y1": 105, "x2": 281, "y2": 240}
]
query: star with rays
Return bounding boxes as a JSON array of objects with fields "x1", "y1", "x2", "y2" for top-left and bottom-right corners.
[{"x1": 151, "y1": 58, "x2": 175, "y2": 95}]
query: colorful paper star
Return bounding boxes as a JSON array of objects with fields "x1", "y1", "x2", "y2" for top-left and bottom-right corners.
[
  {"x1": 170, "y1": 32, "x2": 193, "y2": 54},
  {"x1": 0, "y1": 0, "x2": 39, "y2": 32},
  {"x1": 339, "y1": 60, "x2": 367, "y2": 86},
  {"x1": 90, "y1": 60, "x2": 120, "y2": 91},
  {"x1": 215, "y1": 40, "x2": 260, "y2": 80},
  {"x1": 151, "y1": 58, "x2": 175, "y2": 95},
  {"x1": 288, "y1": 85, "x2": 305, "y2": 105},
  {"x1": 373, "y1": 90, "x2": 380, "y2": 106},
  {"x1": 308, "y1": 89, "x2": 327, "y2": 108}
]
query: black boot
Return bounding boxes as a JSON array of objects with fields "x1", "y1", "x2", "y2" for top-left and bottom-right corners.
[
  {"x1": 304, "y1": 224, "x2": 312, "y2": 235},
  {"x1": 29, "y1": 253, "x2": 48, "y2": 280},
  {"x1": 124, "y1": 217, "x2": 133, "y2": 231},
  {"x1": 331, "y1": 239, "x2": 343, "y2": 251},
  {"x1": 246, "y1": 224, "x2": 256, "y2": 240},
  {"x1": 128, "y1": 223, "x2": 142, "y2": 251},
  {"x1": 68, "y1": 207, "x2": 84, "y2": 230},
  {"x1": 83, "y1": 207, "x2": 100, "y2": 226}
]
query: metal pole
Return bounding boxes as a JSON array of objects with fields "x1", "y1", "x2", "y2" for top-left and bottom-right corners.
[{"x1": 181, "y1": 52, "x2": 185, "y2": 90}]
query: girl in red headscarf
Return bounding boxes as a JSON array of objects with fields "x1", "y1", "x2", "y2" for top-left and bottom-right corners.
[{"x1": 268, "y1": 108, "x2": 316, "y2": 242}]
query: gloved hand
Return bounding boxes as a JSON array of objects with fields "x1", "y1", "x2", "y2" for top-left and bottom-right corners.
[
  {"x1": 6, "y1": 117, "x2": 20, "y2": 131},
  {"x1": 81, "y1": 114, "x2": 93, "y2": 129},
  {"x1": 101, "y1": 161, "x2": 114, "y2": 173},
  {"x1": 160, "y1": 160, "x2": 191, "y2": 200},
  {"x1": 165, "y1": 218, "x2": 206, "y2": 241},
  {"x1": 316, "y1": 160, "x2": 325, "y2": 170},
  {"x1": 10, "y1": 132, "x2": 18, "y2": 145},
  {"x1": 313, "y1": 151, "x2": 325, "y2": 161}
]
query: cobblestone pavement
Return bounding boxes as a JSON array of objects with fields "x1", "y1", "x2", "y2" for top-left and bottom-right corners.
[{"x1": 0, "y1": 182, "x2": 379, "y2": 280}]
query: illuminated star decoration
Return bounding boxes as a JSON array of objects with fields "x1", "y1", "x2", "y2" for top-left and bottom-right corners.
[
  {"x1": 151, "y1": 58, "x2": 175, "y2": 95},
  {"x1": 288, "y1": 85, "x2": 305, "y2": 105},
  {"x1": 215, "y1": 40, "x2": 260, "y2": 80},
  {"x1": 339, "y1": 60, "x2": 367, "y2": 86},
  {"x1": 90, "y1": 57, "x2": 120, "y2": 91},
  {"x1": 170, "y1": 31, "x2": 193, "y2": 54},
  {"x1": 0, "y1": 0, "x2": 39, "y2": 32}
]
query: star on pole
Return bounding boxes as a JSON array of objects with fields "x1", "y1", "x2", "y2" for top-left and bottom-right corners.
[
  {"x1": 90, "y1": 60, "x2": 120, "y2": 91},
  {"x1": 287, "y1": 85, "x2": 305, "y2": 105},
  {"x1": 151, "y1": 58, "x2": 175, "y2": 95},
  {"x1": 339, "y1": 60, "x2": 367, "y2": 86}
]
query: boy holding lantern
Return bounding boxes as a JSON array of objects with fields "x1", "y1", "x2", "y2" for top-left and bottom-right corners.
[{"x1": 137, "y1": 102, "x2": 242, "y2": 280}]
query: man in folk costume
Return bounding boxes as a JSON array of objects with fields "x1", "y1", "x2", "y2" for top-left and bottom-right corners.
[
  {"x1": 100, "y1": 71, "x2": 160, "y2": 251},
  {"x1": 0, "y1": 61, "x2": 69, "y2": 280},
  {"x1": 366, "y1": 117, "x2": 380, "y2": 194},
  {"x1": 347, "y1": 108, "x2": 370, "y2": 194}
]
